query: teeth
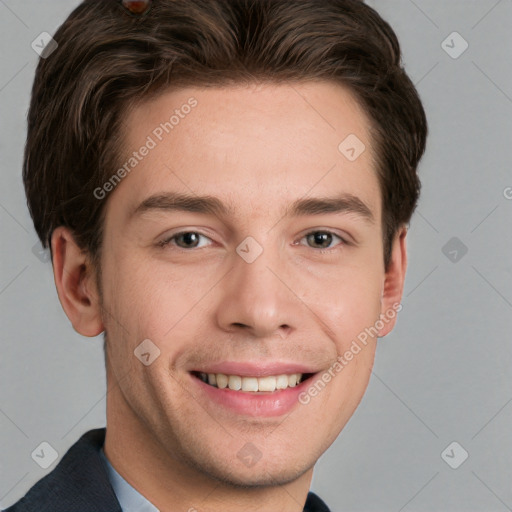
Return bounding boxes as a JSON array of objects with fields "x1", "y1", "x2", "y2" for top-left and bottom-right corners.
[
  {"x1": 258, "y1": 376, "x2": 276, "y2": 392},
  {"x1": 228, "y1": 375, "x2": 242, "y2": 391},
  {"x1": 276, "y1": 374, "x2": 289, "y2": 389},
  {"x1": 288, "y1": 374, "x2": 298, "y2": 387},
  {"x1": 198, "y1": 372, "x2": 304, "y2": 392},
  {"x1": 216, "y1": 373, "x2": 228, "y2": 389},
  {"x1": 241, "y1": 377, "x2": 258, "y2": 392}
]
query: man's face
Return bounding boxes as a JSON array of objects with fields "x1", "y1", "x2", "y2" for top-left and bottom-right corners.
[{"x1": 97, "y1": 81, "x2": 398, "y2": 486}]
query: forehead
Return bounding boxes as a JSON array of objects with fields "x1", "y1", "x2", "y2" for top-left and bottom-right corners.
[{"x1": 110, "y1": 81, "x2": 381, "y2": 224}]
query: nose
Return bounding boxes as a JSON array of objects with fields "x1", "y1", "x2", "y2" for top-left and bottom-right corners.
[{"x1": 214, "y1": 242, "x2": 298, "y2": 340}]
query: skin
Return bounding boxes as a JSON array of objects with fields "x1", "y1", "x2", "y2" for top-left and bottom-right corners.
[{"x1": 51, "y1": 81, "x2": 407, "y2": 512}]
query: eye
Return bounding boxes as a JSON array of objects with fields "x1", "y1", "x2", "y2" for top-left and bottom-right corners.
[
  {"x1": 158, "y1": 231, "x2": 212, "y2": 249},
  {"x1": 158, "y1": 229, "x2": 348, "y2": 252},
  {"x1": 299, "y1": 230, "x2": 347, "y2": 250}
]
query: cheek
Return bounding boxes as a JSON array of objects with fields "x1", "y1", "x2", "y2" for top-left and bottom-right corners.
[
  {"x1": 339, "y1": 287, "x2": 382, "y2": 344},
  {"x1": 99, "y1": 250, "x2": 161, "y2": 351},
  {"x1": 295, "y1": 264, "x2": 383, "y2": 347},
  {"x1": 101, "y1": 252, "x2": 218, "y2": 354}
]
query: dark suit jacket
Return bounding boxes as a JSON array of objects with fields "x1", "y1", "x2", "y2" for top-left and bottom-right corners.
[{"x1": 4, "y1": 428, "x2": 331, "y2": 512}]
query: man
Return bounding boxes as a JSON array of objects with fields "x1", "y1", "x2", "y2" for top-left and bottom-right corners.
[{"x1": 5, "y1": 0, "x2": 427, "y2": 510}]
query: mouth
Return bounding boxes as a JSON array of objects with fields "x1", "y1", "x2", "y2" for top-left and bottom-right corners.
[
  {"x1": 191, "y1": 371, "x2": 315, "y2": 393},
  {"x1": 188, "y1": 363, "x2": 321, "y2": 417}
]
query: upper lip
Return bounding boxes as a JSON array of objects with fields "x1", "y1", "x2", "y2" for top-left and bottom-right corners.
[{"x1": 191, "y1": 361, "x2": 319, "y2": 377}]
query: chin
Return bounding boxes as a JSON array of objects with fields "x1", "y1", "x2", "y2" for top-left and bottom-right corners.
[
  {"x1": 211, "y1": 464, "x2": 309, "y2": 489},
  {"x1": 185, "y1": 450, "x2": 312, "y2": 489}
]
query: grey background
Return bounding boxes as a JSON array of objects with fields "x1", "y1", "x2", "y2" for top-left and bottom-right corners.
[{"x1": 1, "y1": 1, "x2": 511, "y2": 510}]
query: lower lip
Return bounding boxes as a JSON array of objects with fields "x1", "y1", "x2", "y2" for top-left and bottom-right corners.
[{"x1": 190, "y1": 373, "x2": 316, "y2": 418}]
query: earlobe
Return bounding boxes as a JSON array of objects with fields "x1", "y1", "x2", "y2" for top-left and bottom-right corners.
[
  {"x1": 378, "y1": 226, "x2": 408, "y2": 337},
  {"x1": 51, "y1": 226, "x2": 105, "y2": 337}
]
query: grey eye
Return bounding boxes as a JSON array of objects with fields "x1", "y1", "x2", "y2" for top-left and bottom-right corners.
[{"x1": 305, "y1": 231, "x2": 342, "y2": 249}]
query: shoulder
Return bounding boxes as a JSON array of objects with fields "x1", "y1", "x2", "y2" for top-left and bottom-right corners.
[
  {"x1": 304, "y1": 491, "x2": 331, "y2": 512},
  {"x1": 2, "y1": 428, "x2": 121, "y2": 512}
]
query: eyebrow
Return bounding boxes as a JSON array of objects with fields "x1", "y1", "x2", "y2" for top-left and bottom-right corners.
[
  {"x1": 130, "y1": 191, "x2": 375, "y2": 223},
  {"x1": 287, "y1": 194, "x2": 374, "y2": 222}
]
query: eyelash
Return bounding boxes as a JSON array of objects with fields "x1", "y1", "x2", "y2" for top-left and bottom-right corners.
[{"x1": 157, "y1": 230, "x2": 349, "y2": 253}]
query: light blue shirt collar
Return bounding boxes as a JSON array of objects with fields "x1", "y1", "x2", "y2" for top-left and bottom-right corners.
[{"x1": 99, "y1": 446, "x2": 160, "y2": 512}]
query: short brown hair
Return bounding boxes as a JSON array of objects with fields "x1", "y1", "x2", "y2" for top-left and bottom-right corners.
[{"x1": 24, "y1": 0, "x2": 427, "y2": 272}]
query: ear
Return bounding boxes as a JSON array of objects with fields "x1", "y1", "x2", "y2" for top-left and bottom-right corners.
[
  {"x1": 378, "y1": 226, "x2": 407, "y2": 337},
  {"x1": 51, "y1": 226, "x2": 105, "y2": 337}
]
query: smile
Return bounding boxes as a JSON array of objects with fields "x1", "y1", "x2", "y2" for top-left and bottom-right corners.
[{"x1": 193, "y1": 371, "x2": 313, "y2": 392}]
